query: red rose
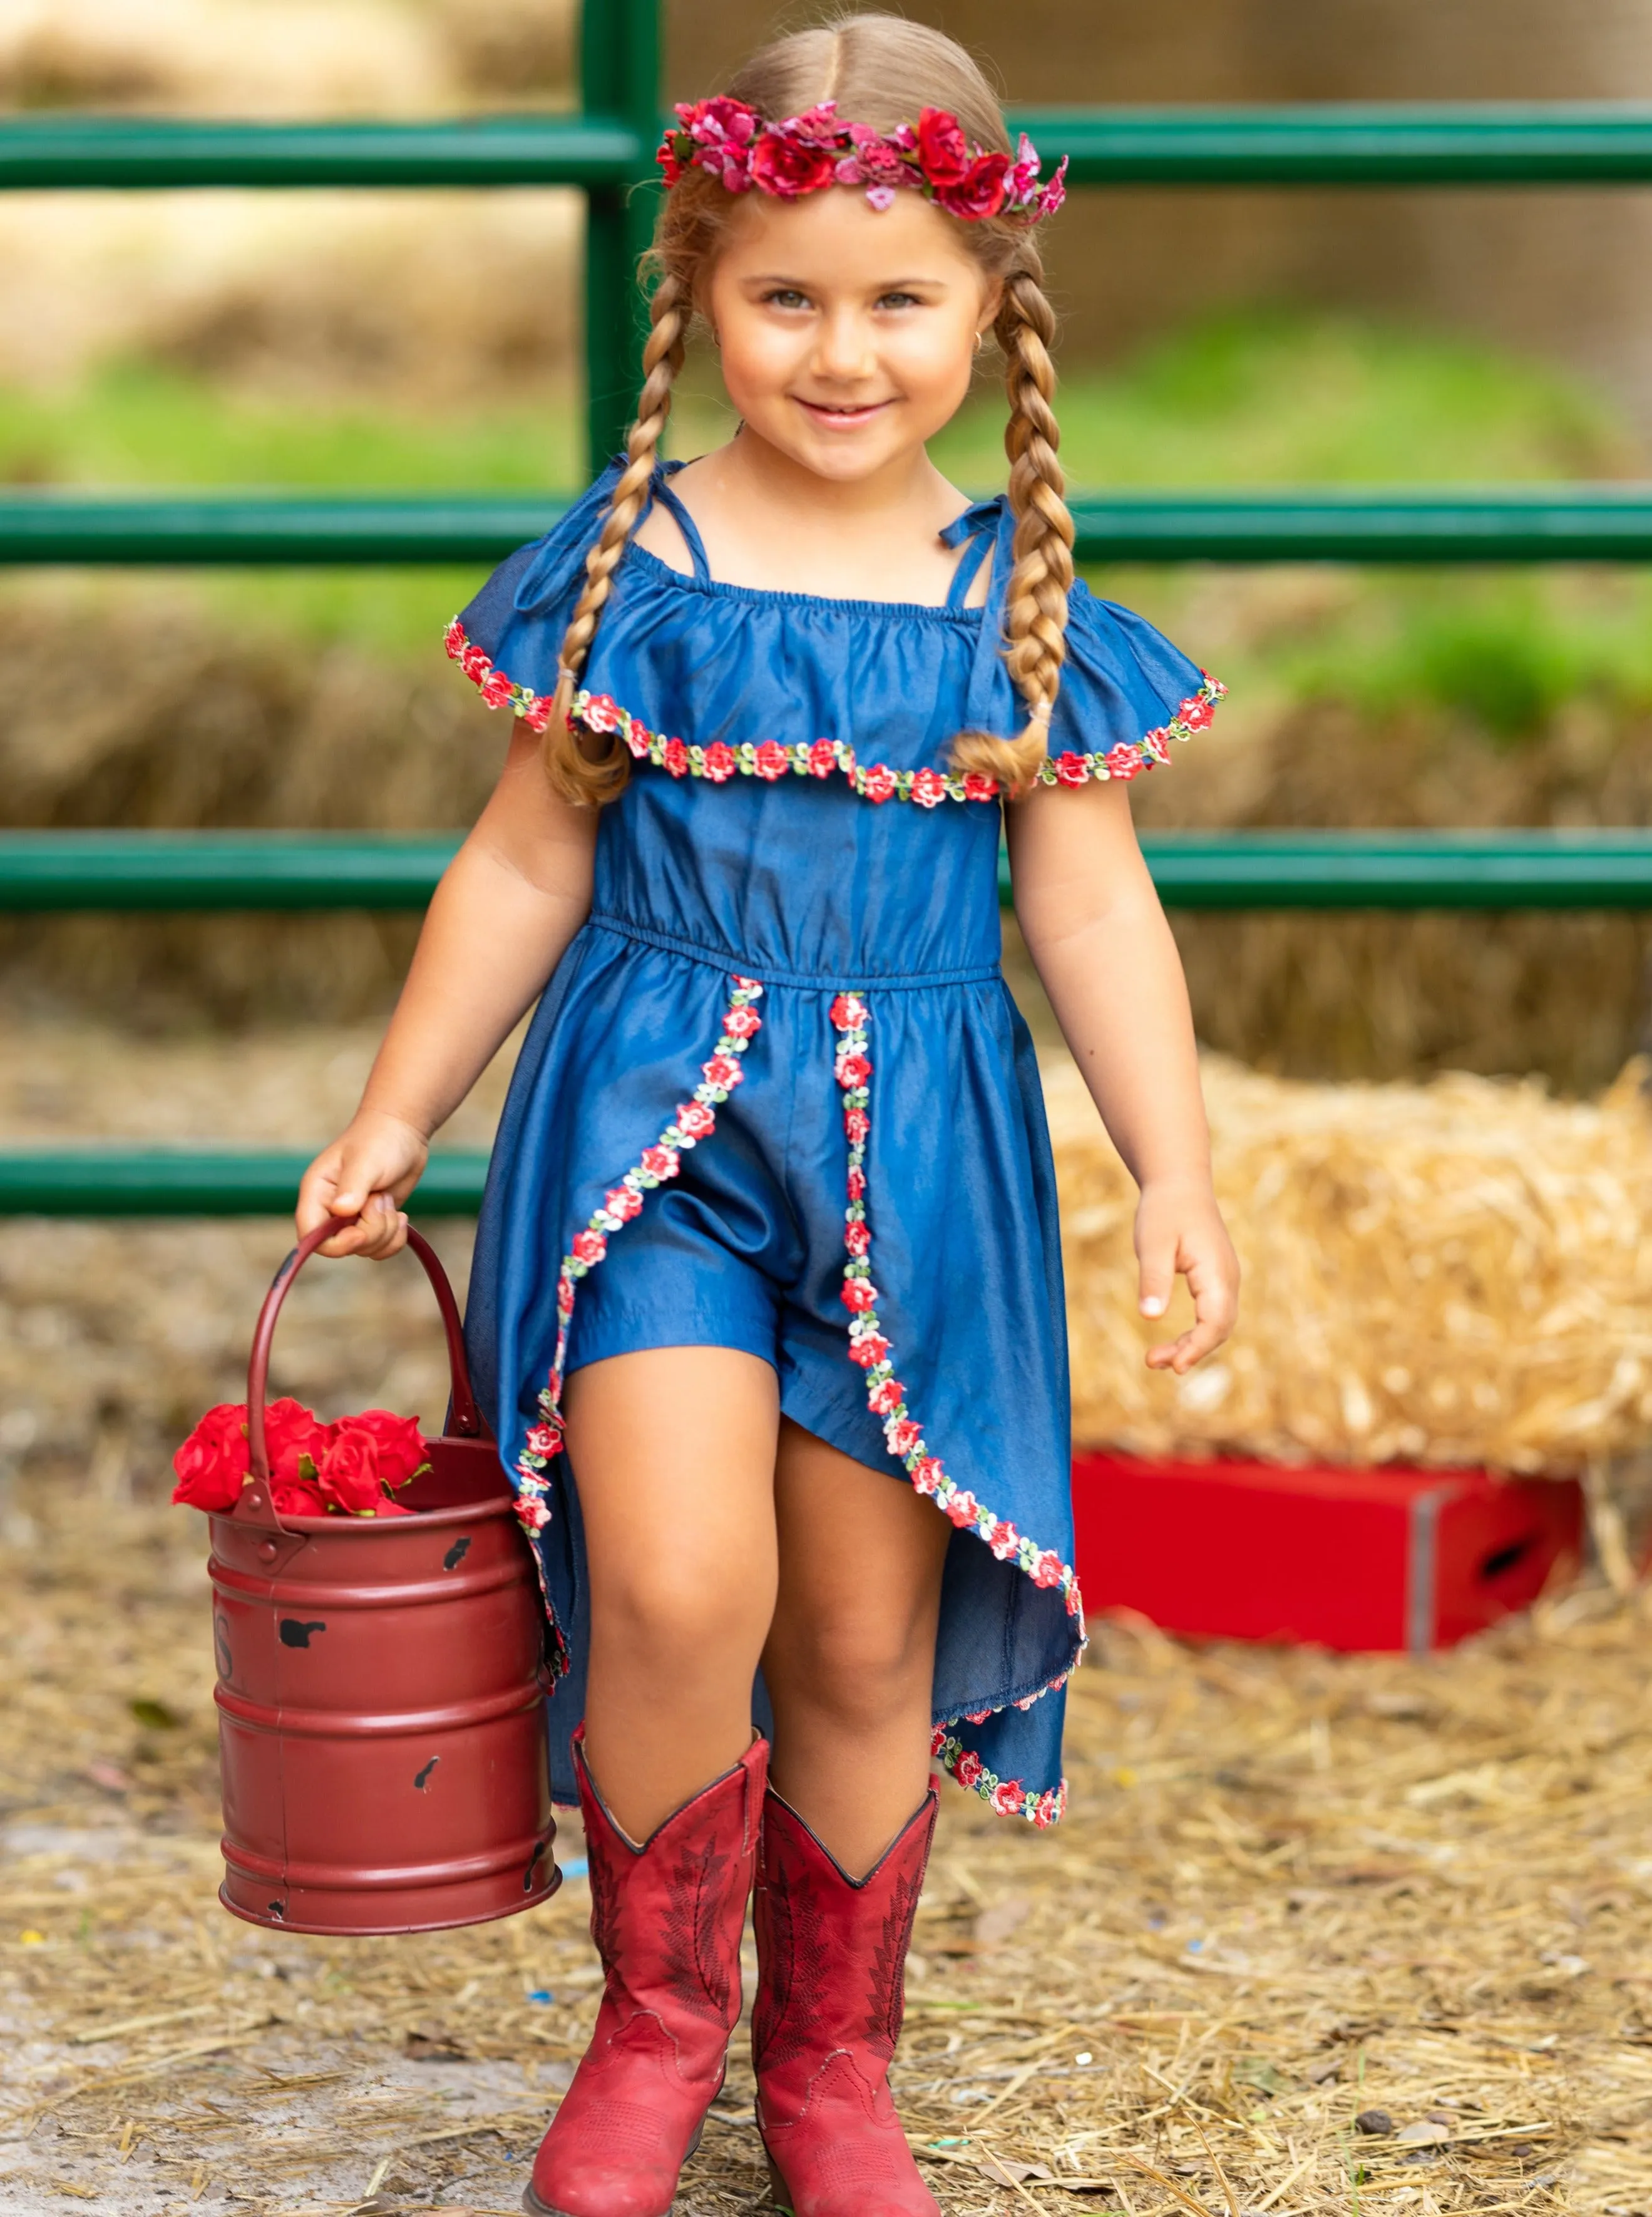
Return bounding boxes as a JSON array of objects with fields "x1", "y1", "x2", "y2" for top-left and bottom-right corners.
[
  {"x1": 572, "y1": 1228, "x2": 607, "y2": 1266},
  {"x1": 1032, "y1": 1550, "x2": 1064, "y2": 1589},
  {"x1": 523, "y1": 695, "x2": 553, "y2": 733},
  {"x1": 1102, "y1": 744, "x2": 1142, "y2": 781},
  {"x1": 754, "y1": 739, "x2": 790, "y2": 781},
  {"x1": 625, "y1": 724, "x2": 650, "y2": 759},
  {"x1": 1055, "y1": 751, "x2": 1090, "y2": 787},
  {"x1": 909, "y1": 766, "x2": 948, "y2": 808},
  {"x1": 944, "y1": 1488, "x2": 978, "y2": 1530},
  {"x1": 848, "y1": 1332, "x2": 889, "y2": 1369},
  {"x1": 526, "y1": 1422, "x2": 560, "y2": 1456},
  {"x1": 829, "y1": 992, "x2": 867, "y2": 1030},
  {"x1": 271, "y1": 1474, "x2": 328, "y2": 1518},
  {"x1": 701, "y1": 1053, "x2": 743, "y2": 1091},
  {"x1": 460, "y1": 642, "x2": 490, "y2": 683},
  {"x1": 263, "y1": 1397, "x2": 331, "y2": 1489},
  {"x1": 962, "y1": 771, "x2": 999, "y2": 801},
  {"x1": 722, "y1": 1004, "x2": 761, "y2": 1039},
  {"x1": 516, "y1": 1494, "x2": 551, "y2": 1533},
  {"x1": 955, "y1": 1749, "x2": 984, "y2": 1789},
  {"x1": 663, "y1": 735, "x2": 689, "y2": 778},
  {"x1": 913, "y1": 1456, "x2": 944, "y2": 1495},
  {"x1": 683, "y1": 96, "x2": 757, "y2": 149},
  {"x1": 888, "y1": 1417, "x2": 921, "y2": 1456},
  {"x1": 936, "y1": 152, "x2": 1010, "y2": 221},
  {"x1": 1179, "y1": 690, "x2": 1215, "y2": 729},
  {"x1": 868, "y1": 1375, "x2": 903, "y2": 1414},
  {"x1": 808, "y1": 739, "x2": 838, "y2": 777},
  {"x1": 844, "y1": 1220, "x2": 870, "y2": 1256},
  {"x1": 859, "y1": 763, "x2": 897, "y2": 803},
  {"x1": 750, "y1": 133, "x2": 836, "y2": 198},
  {"x1": 317, "y1": 1424, "x2": 386, "y2": 1515},
  {"x1": 443, "y1": 619, "x2": 466, "y2": 661},
  {"x1": 991, "y1": 1779, "x2": 1025, "y2": 1817},
  {"x1": 655, "y1": 133, "x2": 685, "y2": 187},
  {"x1": 844, "y1": 1107, "x2": 870, "y2": 1142},
  {"x1": 640, "y1": 1145, "x2": 679, "y2": 1180},
  {"x1": 840, "y1": 1277, "x2": 878, "y2": 1314},
  {"x1": 171, "y1": 1402, "x2": 249, "y2": 1511},
  {"x1": 480, "y1": 666, "x2": 513, "y2": 709},
  {"x1": 1033, "y1": 1790, "x2": 1060, "y2": 1829},
  {"x1": 988, "y1": 1519, "x2": 1020, "y2": 1561},
  {"x1": 580, "y1": 694, "x2": 622, "y2": 734},
  {"x1": 676, "y1": 1101, "x2": 716, "y2": 1140},
  {"x1": 835, "y1": 1052, "x2": 871, "y2": 1089},
  {"x1": 702, "y1": 739, "x2": 736, "y2": 783},
  {"x1": 603, "y1": 1184, "x2": 643, "y2": 1223},
  {"x1": 916, "y1": 108, "x2": 972, "y2": 187},
  {"x1": 344, "y1": 1407, "x2": 429, "y2": 1489}
]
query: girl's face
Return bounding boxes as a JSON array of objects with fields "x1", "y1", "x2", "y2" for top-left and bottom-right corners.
[{"x1": 704, "y1": 186, "x2": 998, "y2": 484}]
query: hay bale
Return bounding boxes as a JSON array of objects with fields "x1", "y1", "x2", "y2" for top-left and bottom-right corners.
[{"x1": 1049, "y1": 1051, "x2": 1652, "y2": 1474}]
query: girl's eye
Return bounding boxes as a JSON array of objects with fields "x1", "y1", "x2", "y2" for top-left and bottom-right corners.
[
  {"x1": 762, "y1": 288, "x2": 811, "y2": 310},
  {"x1": 876, "y1": 291, "x2": 922, "y2": 310}
]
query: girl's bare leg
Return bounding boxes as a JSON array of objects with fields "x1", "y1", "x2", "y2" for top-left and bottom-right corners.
[
  {"x1": 762, "y1": 1418, "x2": 950, "y2": 1876},
  {"x1": 563, "y1": 1345, "x2": 781, "y2": 1842}
]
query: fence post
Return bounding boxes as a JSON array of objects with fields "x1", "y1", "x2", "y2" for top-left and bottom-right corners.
[{"x1": 580, "y1": 0, "x2": 662, "y2": 478}]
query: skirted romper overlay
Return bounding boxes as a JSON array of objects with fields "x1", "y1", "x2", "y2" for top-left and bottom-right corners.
[{"x1": 449, "y1": 460, "x2": 1222, "y2": 1828}]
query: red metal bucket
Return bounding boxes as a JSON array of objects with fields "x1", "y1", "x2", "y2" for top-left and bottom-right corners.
[{"x1": 208, "y1": 1222, "x2": 559, "y2": 1935}]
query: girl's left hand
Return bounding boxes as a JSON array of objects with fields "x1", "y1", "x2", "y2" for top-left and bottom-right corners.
[{"x1": 1134, "y1": 1177, "x2": 1240, "y2": 1374}]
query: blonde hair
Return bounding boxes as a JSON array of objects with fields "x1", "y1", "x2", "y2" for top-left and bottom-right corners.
[{"x1": 545, "y1": 11, "x2": 1074, "y2": 805}]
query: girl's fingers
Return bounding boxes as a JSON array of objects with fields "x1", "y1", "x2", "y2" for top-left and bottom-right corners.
[
  {"x1": 1136, "y1": 1238, "x2": 1177, "y2": 1321},
  {"x1": 1142, "y1": 1233, "x2": 1239, "y2": 1372}
]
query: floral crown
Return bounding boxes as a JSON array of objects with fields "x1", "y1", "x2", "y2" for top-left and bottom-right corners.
[{"x1": 656, "y1": 97, "x2": 1067, "y2": 224}]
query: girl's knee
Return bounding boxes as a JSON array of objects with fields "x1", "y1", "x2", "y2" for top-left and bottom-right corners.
[
  {"x1": 770, "y1": 1600, "x2": 935, "y2": 1722},
  {"x1": 593, "y1": 1550, "x2": 772, "y2": 1673}
]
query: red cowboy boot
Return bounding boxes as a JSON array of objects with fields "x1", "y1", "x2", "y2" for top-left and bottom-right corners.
[
  {"x1": 526, "y1": 1728, "x2": 767, "y2": 2217},
  {"x1": 752, "y1": 1784, "x2": 941, "y2": 2217}
]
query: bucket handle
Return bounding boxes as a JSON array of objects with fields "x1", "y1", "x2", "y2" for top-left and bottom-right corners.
[{"x1": 239, "y1": 1220, "x2": 489, "y2": 1531}]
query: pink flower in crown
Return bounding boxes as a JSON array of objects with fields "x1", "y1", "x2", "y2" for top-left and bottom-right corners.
[
  {"x1": 808, "y1": 738, "x2": 838, "y2": 778},
  {"x1": 1103, "y1": 744, "x2": 1143, "y2": 781},
  {"x1": 1179, "y1": 689, "x2": 1216, "y2": 731},
  {"x1": 717, "y1": 145, "x2": 754, "y2": 192},
  {"x1": 722, "y1": 1003, "x2": 761, "y2": 1039},
  {"x1": 580, "y1": 694, "x2": 622, "y2": 734},
  {"x1": 1037, "y1": 157, "x2": 1069, "y2": 219},
  {"x1": 955, "y1": 1749, "x2": 984, "y2": 1790},
  {"x1": 702, "y1": 1053, "x2": 742, "y2": 1091},
  {"x1": 848, "y1": 1332, "x2": 889, "y2": 1369},
  {"x1": 787, "y1": 101, "x2": 844, "y2": 147},
  {"x1": 460, "y1": 641, "x2": 491, "y2": 682},
  {"x1": 676, "y1": 1101, "x2": 716, "y2": 1141},
  {"x1": 988, "y1": 1518, "x2": 1021, "y2": 1561},
  {"x1": 525, "y1": 1422, "x2": 561, "y2": 1457},
  {"x1": 944, "y1": 1488, "x2": 978, "y2": 1530},
  {"x1": 844, "y1": 1219, "x2": 870, "y2": 1256},
  {"x1": 639, "y1": 1145, "x2": 679, "y2": 1180},
  {"x1": 1008, "y1": 133, "x2": 1041, "y2": 203},
  {"x1": 702, "y1": 739, "x2": 736, "y2": 782},
  {"x1": 480, "y1": 666, "x2": 514, "y2": 709},
  {"x1": 859, "y1": 762, "x2": 898, "y2": 803},
  {"x1": 840, "y1": 1277, "x2": 878, "y2": 1314},
  {"x1": 523, "y1": 695, "x2": 553, "y2": 734},
  {"x1": 991, "y1": 1779, "x2": 1025, "y2": 1818},
  {"x1": 847, "y1": 123, "x2": 908, "y2": 183},
  {"x1": 830, "y1": 992, "x2": 868, "y2": 1031},
  {"x1": 911, "y1": 1456, "x2": 943, "y2": 1495},
  {"x1": 915, "y1": 106, "x2": 972, "y2": 188},
  {"x1": 865, "y1": 185, "x2": 897, "y2": 212},
  {"x1": 834, "y1": 153, "x2": 866, "y2": 187},
  {"x1": 962, "y1": 770, "x2": 1000, "y2": 802},
  {"x1": 867, "y1": 1375, "x2": 903, "y2": 1415},
  {"x1": 516, "y1": 1495, "x2": 551, "y2": 1532},
  {"x1": 572, "y1": 1228, "x2": 607, "y2": 1267},
  {"x1": 846, "y1": 1164, "x2": 866, "y2": 1200},
  {"x1": 682, "y1": 96, "x2": 757, "y2": 148},
  {"x1": 909, "y1": 766, "x2": 948, "y2": 808},
  {"x1": 835, "y1": 1051, "x2": 871, "y2": 1090},
  {"x1": 936, "y1": 152, "x2": 1010, "y2": 222},
  {"x1": 1054, "y1": 751, "x2": 1090, "y2": 788},
  {"x1": 663, "y1": 735, "x2": 689, "y2": 778},
  {"x1": 1032, "y1": 1549, "x2": 1065, "y2": 1589},
  {"x1": 754, "y1": 738, "x2": 791, "y2": 780},
  {"x1": 603, "y1": 1185, "x2": 643, "y2": 1224},
  {"x1": 888, "y1": 1417, "x2": 921, "y2": 1457},
  {"x1": 751, "y1": 132, "x2": 836, "y2": 197},
  {"x1": 444, "y1": 618, "x2": 466, "y2": 661},
  {"x1": 844, "y1": 1106, "x2": 870, "y2": 1143}
]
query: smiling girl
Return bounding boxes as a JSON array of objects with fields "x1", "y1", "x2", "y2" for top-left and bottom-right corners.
[{"x1": 297, "y1": 15, "x2": 1237, "y2": 2216}]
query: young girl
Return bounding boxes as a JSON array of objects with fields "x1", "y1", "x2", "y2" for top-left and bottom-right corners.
[{"x1": 298, "y1": 16, "x2": 1238, "y2": 2216}]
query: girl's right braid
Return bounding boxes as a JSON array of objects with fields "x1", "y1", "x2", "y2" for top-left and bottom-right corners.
[{"x1": 545, "y1": 270, "x2": 690, "y2": 805}]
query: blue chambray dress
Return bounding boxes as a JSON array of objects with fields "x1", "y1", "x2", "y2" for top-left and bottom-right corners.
[{"x1": 452, "y1": 460, "x2": 1222, "y2": 1824}]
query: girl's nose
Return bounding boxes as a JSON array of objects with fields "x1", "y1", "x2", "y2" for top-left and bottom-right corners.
[{"x1": 813, "y1": 311, "x2": 877, "y2": 383}]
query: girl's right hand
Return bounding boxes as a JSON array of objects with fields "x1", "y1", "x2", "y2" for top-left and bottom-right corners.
[{"x1": 295, "y1": 1109, "x2": 431, "y2": 1260}]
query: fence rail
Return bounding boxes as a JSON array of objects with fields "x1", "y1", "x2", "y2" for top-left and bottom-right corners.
[{"x1": 0, "y1": 1148, "x2": 490, "y2": 1217}]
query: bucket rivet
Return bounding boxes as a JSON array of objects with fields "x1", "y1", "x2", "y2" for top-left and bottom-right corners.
[
  {"x1": 257, "y1": 1541, "x2": 278, "y2": 1562},
  {"x1": 248, "y1": 1491, "x2": 265, "y2": 1511}
]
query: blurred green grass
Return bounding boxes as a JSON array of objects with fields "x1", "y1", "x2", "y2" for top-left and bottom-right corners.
[{"x1": 3, "y1": 311, "x2": 1649, "y2": 728}]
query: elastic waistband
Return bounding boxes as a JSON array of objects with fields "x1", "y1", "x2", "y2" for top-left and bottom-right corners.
[{"x1": 587, "y1": 912, "x2": 1003, "y2": 994}]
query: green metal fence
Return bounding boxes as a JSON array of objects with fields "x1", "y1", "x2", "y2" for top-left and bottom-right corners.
[{"x1": 4, "y1": 12, "x2": 1652, "y2": 1213}]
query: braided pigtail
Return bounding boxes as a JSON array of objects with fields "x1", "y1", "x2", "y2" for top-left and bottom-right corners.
[
  {"x1": 543, "y1": 271, "x2": 690, "y2": 806},
  {"x1": 949, "y1": 260, "x2": 1075, "y2": 798}
]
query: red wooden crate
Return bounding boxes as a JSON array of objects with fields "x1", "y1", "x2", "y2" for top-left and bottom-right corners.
[{"x1": 1070, "y1": 1450, "x2": 1583, "y2": 1654}]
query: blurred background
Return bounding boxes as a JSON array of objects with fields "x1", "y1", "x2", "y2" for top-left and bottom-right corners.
[{"x1": 6, "y1": 0, "x2": 1652, "y2": 1497}]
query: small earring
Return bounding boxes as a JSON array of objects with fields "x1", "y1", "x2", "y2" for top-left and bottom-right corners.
[{"x1": 972, "y1": 331, "x2": 984, "y2": 356}]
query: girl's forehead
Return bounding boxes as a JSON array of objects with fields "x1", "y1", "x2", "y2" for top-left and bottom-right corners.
[{"x1": 716, "y1": 187, "x2": 983, "y2": 284}]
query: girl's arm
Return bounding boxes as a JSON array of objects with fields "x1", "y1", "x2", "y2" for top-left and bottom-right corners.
[
  {"x1": 1007, "y1": 778, "x2": 1238, "y2": 1373},
  {"x1": 296, "y1": 722, "x2": 598, "y2": 1260}
]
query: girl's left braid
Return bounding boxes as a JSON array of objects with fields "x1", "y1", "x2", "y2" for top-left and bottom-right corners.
[{"x1": 545, "y1": 271, "x2": 690, "y2": 805}]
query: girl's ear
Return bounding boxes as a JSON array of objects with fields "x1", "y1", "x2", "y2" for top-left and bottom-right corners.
[{"x1": 977, "y1": 274, "x2": 1005, "y2": 339}]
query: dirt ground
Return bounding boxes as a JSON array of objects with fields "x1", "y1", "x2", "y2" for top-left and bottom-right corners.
[{"x1": 3, "y1": 1478, "x2": 1651, "y2": 2216}]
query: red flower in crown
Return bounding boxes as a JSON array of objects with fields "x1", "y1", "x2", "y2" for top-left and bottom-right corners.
[
  {"x1": 754, "y1": 738, "x2": 791, "y2": 780},
  {"x1": 663, "y1": 736, "x2": 689, "y2": 778},
  {"x1": 915, "y1": 106, "x2": 972, "y2": 188},
  {"x1": 702, "y1": 739, "x2": 736, "y2": 781},
  {"x1": 751, "y1": 132, "x2": 836, "y2": 198},
  {"x1": 936, "y1": 152, "x2": 1010, "y2": 221},
  {"x1": 676, "y1": 1101, "x2": 716, "y2": 1140},
  {"x1": 572, "y1": 1228, "x2": 607, "y2": 1267}
]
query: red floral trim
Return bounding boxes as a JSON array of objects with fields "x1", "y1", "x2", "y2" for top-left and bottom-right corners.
[
  {"x1": 443, "y1": 620, "x2": 1224, "y2": 804},
  {"x1": 510, "y1": 975, "x2": 766, "y2": 1656},
  {"x1": 828, "y1": 990, "x2": 1080, "y2": 1829}
]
